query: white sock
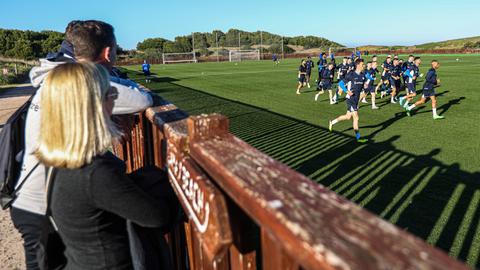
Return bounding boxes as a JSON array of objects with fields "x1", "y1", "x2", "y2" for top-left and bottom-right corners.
[
  {"x1": 408, "y1": 104, "x2": 416, "y2": 110},
  {"x1": 331, "y1": 119, "x2": 338, "y2": 125},
  {"x1": 433, "y1": 108, "x2": 437, "y2": 117},
  {"x1": 391, "y1": 96, "x2": 394, "y2": 102}
]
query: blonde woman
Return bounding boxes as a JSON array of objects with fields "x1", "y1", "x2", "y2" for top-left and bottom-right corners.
[{"x1": 35, "y1": 62, "x2": 170, "y2": 270}]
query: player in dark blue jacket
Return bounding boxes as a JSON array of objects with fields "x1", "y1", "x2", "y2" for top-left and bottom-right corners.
[
  {"x1": 315, "y1": 62, "x2": 335, "y2": 103},
  {"x1": 359, "y1": 61, "x2": 379, "y2": 109},
  {"x1": 336, "y1": 57, "x2": 349, "y2": 81},
  {"x1": 376, "y1": 56, "x2": 392, "y2": 98},
  {"x1": 399, "y1": 57, "x2": 422, "y2": 109},
  {"x1": 389, "y1": 58, "x2": 402, "y2": 103},
  {"x1": 296, "y1": 59, "x2": 308, "y2": 94},
  {"x1": 405, "y1": 60, "x2": 444, "y2": 119},
  {"x1": 402, "y1": 55, "x2": 415, "y2": 92},
  {"x1": 142, "y1": 60, "x2": 151, "y2": 83},
  {"x1": 305, "y1": 56, "x2": 315, "y2": 88},
  {"x1": 316, "y1": 53, "x2": 328, "y2": 89},
  {"x1": 329, "y1": 58, "x2": 368, "y2": 143},
  {"x1": 272, "y1": 53, "x2": 279, "y2": 65}
]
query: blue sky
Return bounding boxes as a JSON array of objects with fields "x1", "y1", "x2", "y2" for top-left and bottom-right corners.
[{"x1": 1, "y1": 0, "x2": 479, "y2": 49}]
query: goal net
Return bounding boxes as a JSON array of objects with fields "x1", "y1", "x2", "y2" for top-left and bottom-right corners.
[
  {"x1": 162, "y1": 52, "x2": 197, "y2": 64},
  {"x1": 229, "y1": 50, "x2": 260, "y2": 62}
]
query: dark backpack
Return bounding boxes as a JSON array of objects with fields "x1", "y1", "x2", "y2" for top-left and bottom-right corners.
[{"x1": 0, "y1": 90, "x2": 39, "y2": 209}]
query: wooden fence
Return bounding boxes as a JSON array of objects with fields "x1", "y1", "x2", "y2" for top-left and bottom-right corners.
[{"x1": 112, "y1": 97, "x2": 469, "y2": 270}]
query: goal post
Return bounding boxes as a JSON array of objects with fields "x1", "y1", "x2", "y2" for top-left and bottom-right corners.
[
  {"x1": 162, "y1": 52, "x2": 197, "y2": 64},
  {"x1": 228, "y1": 49, "x2": 260, "y2": 62}
]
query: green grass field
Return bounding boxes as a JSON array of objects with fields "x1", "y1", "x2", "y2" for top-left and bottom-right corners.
[{"x1": 122, "y1": 54, "x2": 480, "y2": 267}]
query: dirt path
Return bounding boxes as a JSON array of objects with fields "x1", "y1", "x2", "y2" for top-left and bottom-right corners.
[{"x1": 0, "y1": 85, "x2": 34, "y2": 270}]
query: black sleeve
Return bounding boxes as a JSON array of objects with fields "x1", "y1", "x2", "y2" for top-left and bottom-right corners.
[
  {"x1": 89, "y1": 161, "x2": 171, "y2": 228},
  {"x1": 425, "y1": 70, "x2": 437, "y2": 85}
]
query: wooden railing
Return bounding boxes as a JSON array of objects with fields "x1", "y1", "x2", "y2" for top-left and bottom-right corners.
[{"x1": 113, "y1": 98, "x2": 469, "y2": 270}]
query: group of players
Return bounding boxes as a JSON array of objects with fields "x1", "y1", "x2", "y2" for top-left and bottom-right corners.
[{"x1": 296, "y1": 52, "x2": 444, "y2": 143}]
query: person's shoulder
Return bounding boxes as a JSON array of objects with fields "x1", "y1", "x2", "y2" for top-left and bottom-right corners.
[{"x1": 90, "y1": 152, "x2": 126, "y2": 176}]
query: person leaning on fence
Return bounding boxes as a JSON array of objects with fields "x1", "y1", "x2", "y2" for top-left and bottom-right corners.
[
  {"x1": 9, "y1": 20, "x2": 153, "y2": 270},
  {"x1": 34, "y1": 62, "x2": 171, "y2": 270}
]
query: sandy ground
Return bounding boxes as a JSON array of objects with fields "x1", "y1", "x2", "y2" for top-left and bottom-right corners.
[{"x1": 0, "y1": 88, "x2": 32, "y2": 270}]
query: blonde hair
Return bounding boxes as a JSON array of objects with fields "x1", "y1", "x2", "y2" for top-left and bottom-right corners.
[{"x1": 35, "y1": 62, "x2": 120, "y2": 169}]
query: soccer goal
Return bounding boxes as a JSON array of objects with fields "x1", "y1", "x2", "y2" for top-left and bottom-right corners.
[
  {"x1": 162, "y1": 52, "x2": 197, "y2": 64},
  {"x1": 229, "y1": 49, "x2": 260, "y2": 62}
]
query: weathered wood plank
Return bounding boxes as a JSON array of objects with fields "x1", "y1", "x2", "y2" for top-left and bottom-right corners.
[
  {"x1": 164, "y1": 117, "x2": 233, "y2": 263},
  {"x1": 187, "y1": 114, "x2": 469, "y2": 270}
]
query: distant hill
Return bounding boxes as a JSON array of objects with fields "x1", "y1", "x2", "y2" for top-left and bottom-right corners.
[
  {"x1": 356, "y1": 36, "x2": 480, "y2": 51},
  {"x1": 415, "y1": 36, "x2": 480, "y2": 49}
]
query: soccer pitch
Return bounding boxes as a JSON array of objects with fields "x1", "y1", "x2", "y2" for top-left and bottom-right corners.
[{"x1": 122, "y1": 54, "x2": 480, "y2": 267}]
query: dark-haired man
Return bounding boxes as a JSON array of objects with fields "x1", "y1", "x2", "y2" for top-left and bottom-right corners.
[
  {"x1": 329, "y1": 58, "x2": 368, "y2": 143},
  {"x1": 405, "y1": 60, "x2": 444, "y2": 119},
  {"x1": 10, "y1": 20, "x2": 153, "y2": 270},
  {"x1": 399, "y1": 57, "x2": 421, "y2": 109},
  {"x1": 305, "y1": 56, "x2": 314, "y2": 88}
]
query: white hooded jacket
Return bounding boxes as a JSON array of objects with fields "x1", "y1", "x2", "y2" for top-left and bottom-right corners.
[{"x1": 13, "y1": 56, "x2": 153, "y2": 215}]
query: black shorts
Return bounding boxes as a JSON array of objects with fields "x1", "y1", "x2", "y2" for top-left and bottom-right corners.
[
  {"x1": 321, "y1": 81, "x2": 332, "y2": 90},
  {"x1": 363, "y1": 84, "x2": 375, "y2": 93},
  {"x1": 406, "y1": 83, "x2": 416, "y2": 94},
  {"x1": 306, "y1": 70, "x2": 312, "y2": 76},
  {"x1": 143, "y1": 70, "x2": 151, "y2": 76},
  {"x1": 298, "y1": 76, "x2": 306, "y2": 83},
  {"x1": 346, "y1": 97, "x2": 359, "y2": 112},
  {"x1": 422, "y1": 88, "x2": 435, "y2": 98},
  {"x1": 389, "y1": 78, "x2": 401, "y2": 89}
]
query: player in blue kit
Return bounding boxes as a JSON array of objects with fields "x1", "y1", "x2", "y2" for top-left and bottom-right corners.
[
  {"x1": 376, "y1": 56, "x2": 392, "y2": 98},
  {"x1": 272, "y1": 53, "x2": 279, "y2": 65},
  {"x1": 336, "y1": 57, "x2": 349, "y2": 80},
  {"x1": 389, "y1": 58, "x2": 402, "y2": 103},
  {"x1": 296, "y1": 59, "x2": 307, "y2": 94},
  {"x1": 142, "y1": 60, "x2": 151, "y2": 83},
  {"x1": 399, "y1": 57, "x2": 422, "y2": 109},
  {"x1": 316, "y1": 53, "x2": 328, "y2": 90},
  {"x1": 305, "y1": 56, "x2": 315, "y2": 88},
  {"x1": 405, "y1": 60, "x2": 444, "y2": 119},
  {"x1": 315, "y1": 63, "x2": 335, "y2": 103},
  {"x1": 359, "y1": 61, "x2": 379, "y2": 109},
  {"x1": 329, "y1": 59, "x2": 368, "y2": 143}
]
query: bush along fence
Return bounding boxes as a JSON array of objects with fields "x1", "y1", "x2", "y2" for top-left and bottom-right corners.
[{"x1": 111, "y1": 96, "x2": 469, "y2": 270}]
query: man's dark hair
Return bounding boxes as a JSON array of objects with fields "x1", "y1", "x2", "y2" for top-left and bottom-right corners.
[
  {"x1": 354, "y1": 58, "x2": 364, "y2": 67},
  {"x1": 67, "y1": 20, "x2": 115, "y2": 60},
  {"x1": 321, "y1": 53, "x2": 326, "y2": 56},
  {"x1": 414, "y1": 56, "x2": 421, "y2": 61},
  {"x1": 432, "y1": 59, "x2": 438, "y2": 63},
  {"x1": 409, "y1": 54, "x2": 414, "y2": 58},
  {"x1": 343, "y1": 57, "x2": 348, "y2": 60},
  {"x1": 367, "y1": 61, "x2": 372, "y2": 64}
]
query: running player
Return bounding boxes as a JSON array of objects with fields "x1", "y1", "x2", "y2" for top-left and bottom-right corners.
[
  {"x1": 272, "y1": 53, "x2": 279, "y2": 65},
  {"x1": 315, "y1": 62, "x2": 335, "y2": 103},
  {"x1": 405, "y1": 60, "x2": 444, "y2": 119},
  {"x1": 336, "y1": 57, "x2": 349, "y2": 80},
  {"x1": 389, "y1": 58, "x2": 402, "y2": 103},
  {"x1": 316, "y1": 53, "x2": 328, "y2": 89},
  {"x1": 329, "y1": 58, "x2": 368, "y2": 143},
  {"x1": 296, "y1": 59, "x2": 307, "y2": 94},
  {"x1": 305, "y1": 56, "x2": 315, "y2": 88},
  {"x1": 376, "y1": 56, "x2": 392, "y2": 98},
  {"x1": 142, "y1": 60, "x2": 151, "y2": 83},
  {"x1": 399, "y1": 57, "x2": 421, "y2": 109},
  {"x1": 360, "y1": 61, "x2": 379, "y2": 109}
]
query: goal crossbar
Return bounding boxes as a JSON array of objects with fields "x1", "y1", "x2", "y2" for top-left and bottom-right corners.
[{"x1": 162, "y1": 52, "x2": 197, "y2": 64}]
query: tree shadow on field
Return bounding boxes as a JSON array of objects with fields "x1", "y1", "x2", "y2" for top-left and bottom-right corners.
[{"x1": 123, "y1": 69, "x2": 480, "y2": 268}]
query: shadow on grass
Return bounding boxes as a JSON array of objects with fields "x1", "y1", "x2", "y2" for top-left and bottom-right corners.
[{"x1": 125, "y1": 71, "x2": 480, "y2": 268}]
